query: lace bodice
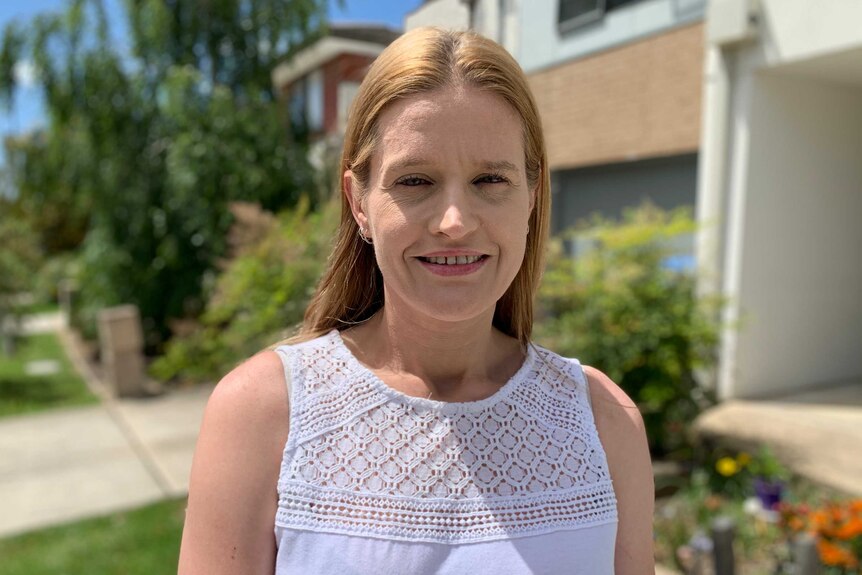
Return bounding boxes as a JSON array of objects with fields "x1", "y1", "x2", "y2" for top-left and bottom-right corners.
[{"x1": 272, "y1": 330, "x2": 617, "y2": 548}]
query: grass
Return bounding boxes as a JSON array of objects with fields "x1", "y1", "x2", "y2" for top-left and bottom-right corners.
[
  {"x1": 0, "y1": 332, "x2": 98, "y2": 418},
  {"x1": 0, "y1": 498, "x2": 187, "y2": 575},
  {"x1": 16, "y1": 302, "x2": 61, "y2": 316}
]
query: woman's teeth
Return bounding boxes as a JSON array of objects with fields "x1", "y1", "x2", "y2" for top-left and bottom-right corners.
[{"x1": 422, "y1": 255, "x2": 483, "y2": 265}]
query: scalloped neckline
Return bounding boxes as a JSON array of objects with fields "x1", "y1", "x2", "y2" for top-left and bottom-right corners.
[{"x1": 329, "y1": 329, "x2": 534, "y2": 414}]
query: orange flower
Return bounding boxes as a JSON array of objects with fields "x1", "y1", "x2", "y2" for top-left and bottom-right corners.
[
  {"x1": 817, "y1": 539, "x2": 856, "y2": 567},
  {"x1": 788, "y1": 516, "x2": 806, "y2": 532},
  {"x1": 833, "y1": 517, "x2": 862, "y2": 540}
]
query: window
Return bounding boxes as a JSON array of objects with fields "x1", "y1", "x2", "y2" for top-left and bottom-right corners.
[
  {"x1": 306, "y1": 70, "x2": 324, "y2": 132},
  {"x1": 287, "y1": 70, "x2": 324, "y2": 135},
  {"x1": 288, "y1": 77, "x2": 308, "y2": 134},
  {"x1": 337, "y1": 81, "x2": 361, "y2": 132},
  {"x1": 558, "y1": 0, "x2": 640, "y2": 33}
]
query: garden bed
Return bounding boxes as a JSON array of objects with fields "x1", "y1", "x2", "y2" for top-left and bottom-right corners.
[{"x1": 654, "y1": 451, "x2": 860, "y2": 574}]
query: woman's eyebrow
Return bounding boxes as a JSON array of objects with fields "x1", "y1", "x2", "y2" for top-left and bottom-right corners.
[
  {"x1": 384, "y1": 156, "x2": 429, "y2": 174},
  {"x1": 478, "y1": 160, "x2": 518, "y2": 173},
  {"x1": 384, "y1": 158, "x2": 519, "y2": 174}
]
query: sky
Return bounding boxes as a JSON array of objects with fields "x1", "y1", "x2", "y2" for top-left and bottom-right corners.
[{"x1": 0, "y1": 0, "x2": 423, "y2": 141}]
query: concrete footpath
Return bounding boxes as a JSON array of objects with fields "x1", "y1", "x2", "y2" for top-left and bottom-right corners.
[
  {"x1": 0, "y1": 311, "x2": 214, "y2": 538},
  {"x1": 0, "y1": 382, "x2": 213, "y2": 538}
]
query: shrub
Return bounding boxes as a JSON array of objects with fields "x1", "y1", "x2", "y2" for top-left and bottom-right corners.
[
  {"x1": 535, "y1": 203, "x2": 723, "y2": 457},
  {"x1": 150, "y1": 198, "x2": 338, "y2": 384}
]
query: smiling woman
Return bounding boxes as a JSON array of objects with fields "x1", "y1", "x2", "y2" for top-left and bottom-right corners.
[{"x1": 178, "y1": 27, "x2": 654, "y2": 575}]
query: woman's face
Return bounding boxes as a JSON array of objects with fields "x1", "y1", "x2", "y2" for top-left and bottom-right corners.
[{"x1": 346, "y1": 85, "x2": 535, "y2": 325}]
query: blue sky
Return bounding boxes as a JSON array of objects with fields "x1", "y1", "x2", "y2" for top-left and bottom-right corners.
[{"x1": 0, "y1": 0, "x2": 422, "y2": 140}]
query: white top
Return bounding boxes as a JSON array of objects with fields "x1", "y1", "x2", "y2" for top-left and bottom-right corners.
[{"x1": 272, "y1": 330, "x2": 618, "y2": 574}]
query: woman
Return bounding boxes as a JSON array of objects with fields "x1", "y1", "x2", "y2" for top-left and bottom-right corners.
[{"x1": 178, "y1": 27, "x2": 654, "y2": 574}]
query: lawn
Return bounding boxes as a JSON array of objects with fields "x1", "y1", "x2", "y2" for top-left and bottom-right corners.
[
  {"x1": 0, "y1": 332, "x2": 98, "y2": 418},
  {"x1": 0, "y1": 498, "x2": 187, "y2": 575}
]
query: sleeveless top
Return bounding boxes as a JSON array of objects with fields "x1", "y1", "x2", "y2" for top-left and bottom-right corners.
[{"x1": 272, "y1": 330, "x2": 618, "y2": 574}]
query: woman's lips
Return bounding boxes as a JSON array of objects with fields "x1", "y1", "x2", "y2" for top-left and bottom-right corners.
[{"x1": 416, "y1": 254, "x2": 489, "y2": 276}]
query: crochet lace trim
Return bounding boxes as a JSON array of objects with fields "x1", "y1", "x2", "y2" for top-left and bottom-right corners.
[
  {"x1": 275, "y1": 480, "x2": 617, "y2": 544},
  {"x1": 274, "y1": 331, "x2": 618, "y2": 544}
]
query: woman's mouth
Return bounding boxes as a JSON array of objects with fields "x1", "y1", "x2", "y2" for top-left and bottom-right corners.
[
  {"x1": 417, "y1": 255, "x2": 486, "y2": 265},
  {"x1": 416, "y1": 254, "x2": 489, "y2": 276}
]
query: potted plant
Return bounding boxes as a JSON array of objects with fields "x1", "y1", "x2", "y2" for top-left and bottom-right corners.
[{"x1": 748, "y1": 447, "x2": 791, "y2": 511}]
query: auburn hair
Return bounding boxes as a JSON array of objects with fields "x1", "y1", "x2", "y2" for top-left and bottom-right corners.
[{"x1": 290, "y1": 27, "x2": 550, "y2": 346}]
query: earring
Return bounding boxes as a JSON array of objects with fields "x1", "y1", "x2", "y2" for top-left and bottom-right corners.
[{"x1": 359, "y1": 227, "x2": 373, "y2": 245}]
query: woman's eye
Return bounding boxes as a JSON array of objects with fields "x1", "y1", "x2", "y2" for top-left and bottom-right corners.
[
  {"x1": 474, "y1": 173, "x2": 510, "y2": 185},
  {"x1": 395, "y1": 176, "x2": 431, "y2": 187}
]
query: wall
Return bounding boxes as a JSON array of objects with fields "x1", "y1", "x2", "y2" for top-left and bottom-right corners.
[
  {"x1": 405, "y1": 0, "x2": 469, "y2": 31},
  {"x1": 759, "y1": 0, "x2": 862, "y2": 66},
  {"x1": 321, "y1": 53, "x2": 376, "y2": 135},
  {"x1": 529, "y1": 22, "x2": 704, "y2": 170},
  {"x1": 727, "y1": 74, "x2": 862, "y2": 397},
  {"x1": 518, "y1": 0, "x2": 705, "y2": 73}
]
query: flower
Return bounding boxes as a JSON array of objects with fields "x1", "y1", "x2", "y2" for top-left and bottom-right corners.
[
  {"x1": 715, "y1": 457, "x2": 740, "y2": 477},
  {"x1": 817, "y1": 539, "x2": 858, "y2": 568},
  {"x1": 779, "y1": 499, "x2": 862, "y2": 569}
]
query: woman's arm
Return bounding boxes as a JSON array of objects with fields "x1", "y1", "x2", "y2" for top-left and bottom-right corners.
[
  {"x1": 584, "y1": 365, "x2": 655, "y2": 575},
  {"x1": 178, "y1": 350, "x2": 290, "y2": 575}
]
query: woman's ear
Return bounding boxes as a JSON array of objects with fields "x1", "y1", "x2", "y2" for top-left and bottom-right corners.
[
  {"x1": 529, "y1": 183, "x2": 538, "y2": 213},
  {"x1": 343, "y1": 170, "x2": 368, "y2": 231}
]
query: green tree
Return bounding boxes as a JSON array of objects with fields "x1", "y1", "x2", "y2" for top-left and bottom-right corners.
[
  {"x1": 0, "y1": 0, "x2": 327, "y2": 347},
  {"x1": 0, "y1": 200, "x2": 43, "y2": 354}
]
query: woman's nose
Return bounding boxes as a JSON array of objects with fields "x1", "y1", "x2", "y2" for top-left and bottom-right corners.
[{"x1": 435, "y1": 188, "x2": 479, "y2": 239}]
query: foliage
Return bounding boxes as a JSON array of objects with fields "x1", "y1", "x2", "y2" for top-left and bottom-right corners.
[
  {"x1": 0, "y1": 497, "x2": 186, "y2": 575},
  {"x1": 150, "y1": 198, "x2": 338, "y2": 383},
  {"x1": 654, "y1": 469, "x2": 784, "y2": 571},
  {"x1": 535, "y1": 203, "x2": 723, "y2": 457},
  {"x1": 655, "y1": 471, "x2": 845, "y2": 573},
  {"x1": 748, "y1": 446, "x2": 792, "y2": 483},
  {"x1": 0, "y1": 204, "x2": 43, "y2": 340},
  {"x1": 0, "y1": 0, "x2": 328, "y2": 349},
  {"x1": 30, "y1": 253, "x2": 77, "y2": 310},
  {"x1": 693, "y1": 445, "x2": 791, "y2": 502},
  {"x1": 780, "y1": 500, "x2": 862, "y2": 574},
  {"x1": 0, "y1": 332, "x2": 97, "y2": 417}
]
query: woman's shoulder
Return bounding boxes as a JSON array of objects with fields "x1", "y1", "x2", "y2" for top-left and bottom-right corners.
[
  {"x1": 204, "y1": 350, "x2": 290, "y2": 450},
  {"x1": 178, "y1": 350, "x2": 291, "y2": 573},
  {"x1": 581, "y1": 365, "x2": 655, "y2": 571},
  {"x1": 579, "y1": 365, "x2": 648, "y2": 463}
]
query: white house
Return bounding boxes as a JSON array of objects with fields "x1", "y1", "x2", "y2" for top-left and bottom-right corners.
[{"x1": 696, "y1": 0, "x2": 862, "y2": 399}]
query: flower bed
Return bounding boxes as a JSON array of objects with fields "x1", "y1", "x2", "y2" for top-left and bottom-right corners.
[{"x1": 654, "y1": 447, "x2": 858, "y2": 574}]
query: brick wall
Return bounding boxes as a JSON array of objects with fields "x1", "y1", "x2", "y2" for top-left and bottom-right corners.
[
  {"x1": 529, "y1": 22, "x2": 704, "y2": 170},
  {"x1": 322, "y1": 53, "x2": 377, "y2": 135}
]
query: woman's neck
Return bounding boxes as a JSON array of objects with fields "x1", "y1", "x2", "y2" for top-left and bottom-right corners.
[{"x1": 340, "y1": 304, "x2": 524, "y2": 402}]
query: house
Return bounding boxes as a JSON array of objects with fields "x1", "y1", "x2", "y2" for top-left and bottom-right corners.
[
  {"x1": 696, "y1": 0, "x2": 862, "y2": 399},
  {"x1": 271, "y1": 23, "x2": 401, "y2": 174}
]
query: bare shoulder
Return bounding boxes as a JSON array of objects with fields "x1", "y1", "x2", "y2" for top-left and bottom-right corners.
[
  {"x1": 582, "y1": 365, "x2": 643, "y2": 430},
  {"x1": 582, "y1": 365, "x2": 655, "y2": 574},
  {"x1": 207, "y1": 349, "x2": 291, "y2": 426},
  {"x1": 177, "y1": 350, "x2": 290, "y2": 574}
]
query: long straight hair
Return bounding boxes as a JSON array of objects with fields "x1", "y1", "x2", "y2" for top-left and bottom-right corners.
[{"x1": 291, "y1": 27, "x2": 550, "y2": 347}]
